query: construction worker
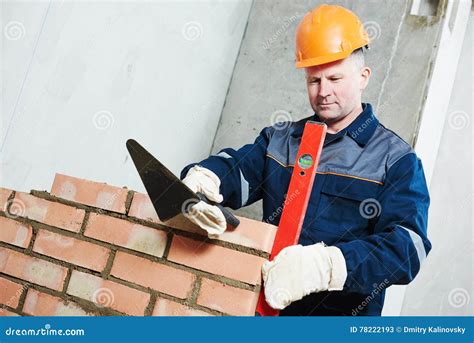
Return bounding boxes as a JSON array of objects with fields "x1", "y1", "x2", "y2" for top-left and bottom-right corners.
[{"x1": 180, "y1": 4, "x2": 431, "y2": 316}]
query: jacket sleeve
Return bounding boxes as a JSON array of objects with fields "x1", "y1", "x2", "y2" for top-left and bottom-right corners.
[
  {"x1": 180, "y1": 127, "x2": 272, "y2": 210},
  {"x1": 334, "y1": 153, "x2": 432, "y2": 294}
]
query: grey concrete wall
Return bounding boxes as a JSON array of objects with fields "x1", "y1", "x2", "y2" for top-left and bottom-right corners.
[
  {"x1": 211, "y1": 0, "x2": 446, "y2": 221},
  {"x1": 1, "y1": 0, "x2": 252, "y2": 193},
  {"x1": 401, "y1": 13, "x2": 473, "y2": 316}
]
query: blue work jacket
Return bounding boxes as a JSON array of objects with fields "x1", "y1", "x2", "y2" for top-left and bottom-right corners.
[{"x1": 181, "y1": 103, "x2": 431, "y2": 316}]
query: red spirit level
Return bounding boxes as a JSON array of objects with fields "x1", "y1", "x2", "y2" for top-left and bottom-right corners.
[{"x1": 256, "y1": 121, "x2": 327, "y2": 316}]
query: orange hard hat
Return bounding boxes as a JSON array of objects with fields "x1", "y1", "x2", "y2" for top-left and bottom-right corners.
[{"x1": 295, "y1": 4, "x2": 370, "y2": 68}]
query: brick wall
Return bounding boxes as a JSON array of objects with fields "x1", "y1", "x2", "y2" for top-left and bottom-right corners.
[{"x1": 0, "y1": 174, "x2": 276, "y2": 316}]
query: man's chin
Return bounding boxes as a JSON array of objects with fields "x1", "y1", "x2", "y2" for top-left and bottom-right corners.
[{"x1": 316, "y1": 109, "x2": 340, "y2": 123}]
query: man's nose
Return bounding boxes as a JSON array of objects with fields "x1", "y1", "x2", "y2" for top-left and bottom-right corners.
[{"x1": 317, "y1": 79, "x2": 332, "y2": 98}]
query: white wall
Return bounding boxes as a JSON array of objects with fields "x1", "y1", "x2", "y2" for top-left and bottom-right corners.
[
  {"x1": 400, "y1": 12, "x2": 473, "y2": 316},
  {"x1": 383, "y1": 1, "x2": 472, "y2": 316},
  {"x1": 1, "y1": 0, "x2": 252, "y2": 193}
]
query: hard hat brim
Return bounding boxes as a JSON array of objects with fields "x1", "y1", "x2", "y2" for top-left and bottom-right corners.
[{"x1": 295, "y1": 50, "x2": 352, "y2": 69}]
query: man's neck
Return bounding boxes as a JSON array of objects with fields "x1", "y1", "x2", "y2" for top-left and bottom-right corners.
[{"x1": 325, "y1": 104, "x2": 363, "y2": 134}]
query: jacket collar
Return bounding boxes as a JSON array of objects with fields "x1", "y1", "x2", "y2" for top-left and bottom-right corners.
[
  {"x1": 345, "y1": 103, "x2": 379, "y2": 146},
  {"x1": 308, "y1": 103, "x2": 379, "y2": 147}
]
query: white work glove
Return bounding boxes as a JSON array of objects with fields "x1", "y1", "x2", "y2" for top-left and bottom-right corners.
[
  {"x1": 181, "y1": 166, "x2": 226, "y2": 238},
  {"x1": 261, "y1": 242, "x2": 347, "y2": 310},
  {"x1": 182, "y1": 165, "x2": 223, "y2": 203}
]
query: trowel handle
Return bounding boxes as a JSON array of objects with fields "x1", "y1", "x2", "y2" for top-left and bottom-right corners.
[
  {"x1": 196, "y1": 192, "x2": 240, "y2": 229},
  {"x1": 216, "y1": 204, "x2": 240, "y2": 229}
]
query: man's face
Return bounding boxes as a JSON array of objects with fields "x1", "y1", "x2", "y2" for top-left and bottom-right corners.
[{"x1": 305, "y1": 56, "x2": 370, "y2": 124}]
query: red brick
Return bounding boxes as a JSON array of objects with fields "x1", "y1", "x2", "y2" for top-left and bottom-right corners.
[
  {"x1": 128, "y1": 192, "x2": 160, "y2": 223},
  {"x1": 110, "y1": 251, "x2": 195, "y2": 299},
  {"x1": 0, "y1": 217, "x2": 33, "y2": 248},
  {"x1": 85, "y1": 213, "x2": 167, "y2": 257},
  {"x1": 164, "y1": 215, "x2": 217, "y2": 236},
  {"x1": 0, "y1": 247, "x2": 67, "y2": 291},
  {"x1": 67, "y1": 270, "x2": 150, "y2": 316},
  {"x1": 11, "y1": 192, "x2": 85, "y2": 232},
  {"x1": 130, "y1": 192, "x2": 277, "y2": 253},
  {"x1": 0, "y1": 187, "x2": 13, "y2": 212},
  {"x1": 197, "y1": 278, "x2": 258, "y2": 316},
  {"x1": 167, "y1": 236, "x2": 265, "y2": 285},
  {"x1": 218, "y1": 217, "x2": 276, "y2": 253},
  {"x1": 51, "y1": 174, "x2": 129, "y2": 214},
  {"x1": 0, "y1": 277, "x2": 25, "y2": 308},
  {"x1": 23, "y1": 288, "x2": 93, "y2": 316},
  {"x1": 168, "y1": 214, "x2": 276, "y2": 254},
  {"x1": 33, "y1": 230, "x2": 110, "y2": 272},
  {"x1": 0, "y1": 308, "x2": 19, "y2": 316},
  {"x1": 152, "y1": 297, "x2": 212, "y2": 316}
]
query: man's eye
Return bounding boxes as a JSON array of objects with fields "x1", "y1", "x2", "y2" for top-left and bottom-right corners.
[{"x1": 330, "y1": 78, "x2": 341, "y2": 82}]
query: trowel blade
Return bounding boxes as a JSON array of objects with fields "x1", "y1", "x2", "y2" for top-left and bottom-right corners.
[{"x1": 126, "y1": 139, "x2": 199, "y2": 221}]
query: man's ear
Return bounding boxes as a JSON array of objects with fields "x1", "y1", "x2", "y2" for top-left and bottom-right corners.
[{"x1": 360, "y1": 66, "x2": 371, "y2": 90}]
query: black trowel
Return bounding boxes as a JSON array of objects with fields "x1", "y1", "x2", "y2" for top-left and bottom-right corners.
[{"x1": 126, "y1": 139, "x2": 240, "y2": 228}]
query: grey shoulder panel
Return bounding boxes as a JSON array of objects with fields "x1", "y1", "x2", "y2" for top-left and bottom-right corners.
[
  {"x1": 265, "y1": 119, "x2": 414, "y2": 183},
  {"x1": 266, "y1": 116, "x2": 311, "y2": 166},
  {"x1": 318, "y1": 124, "x2": 414, "y2": 182},
  {"x1": 371, "y1": 124, "x2": 414, "y2": 171}
]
